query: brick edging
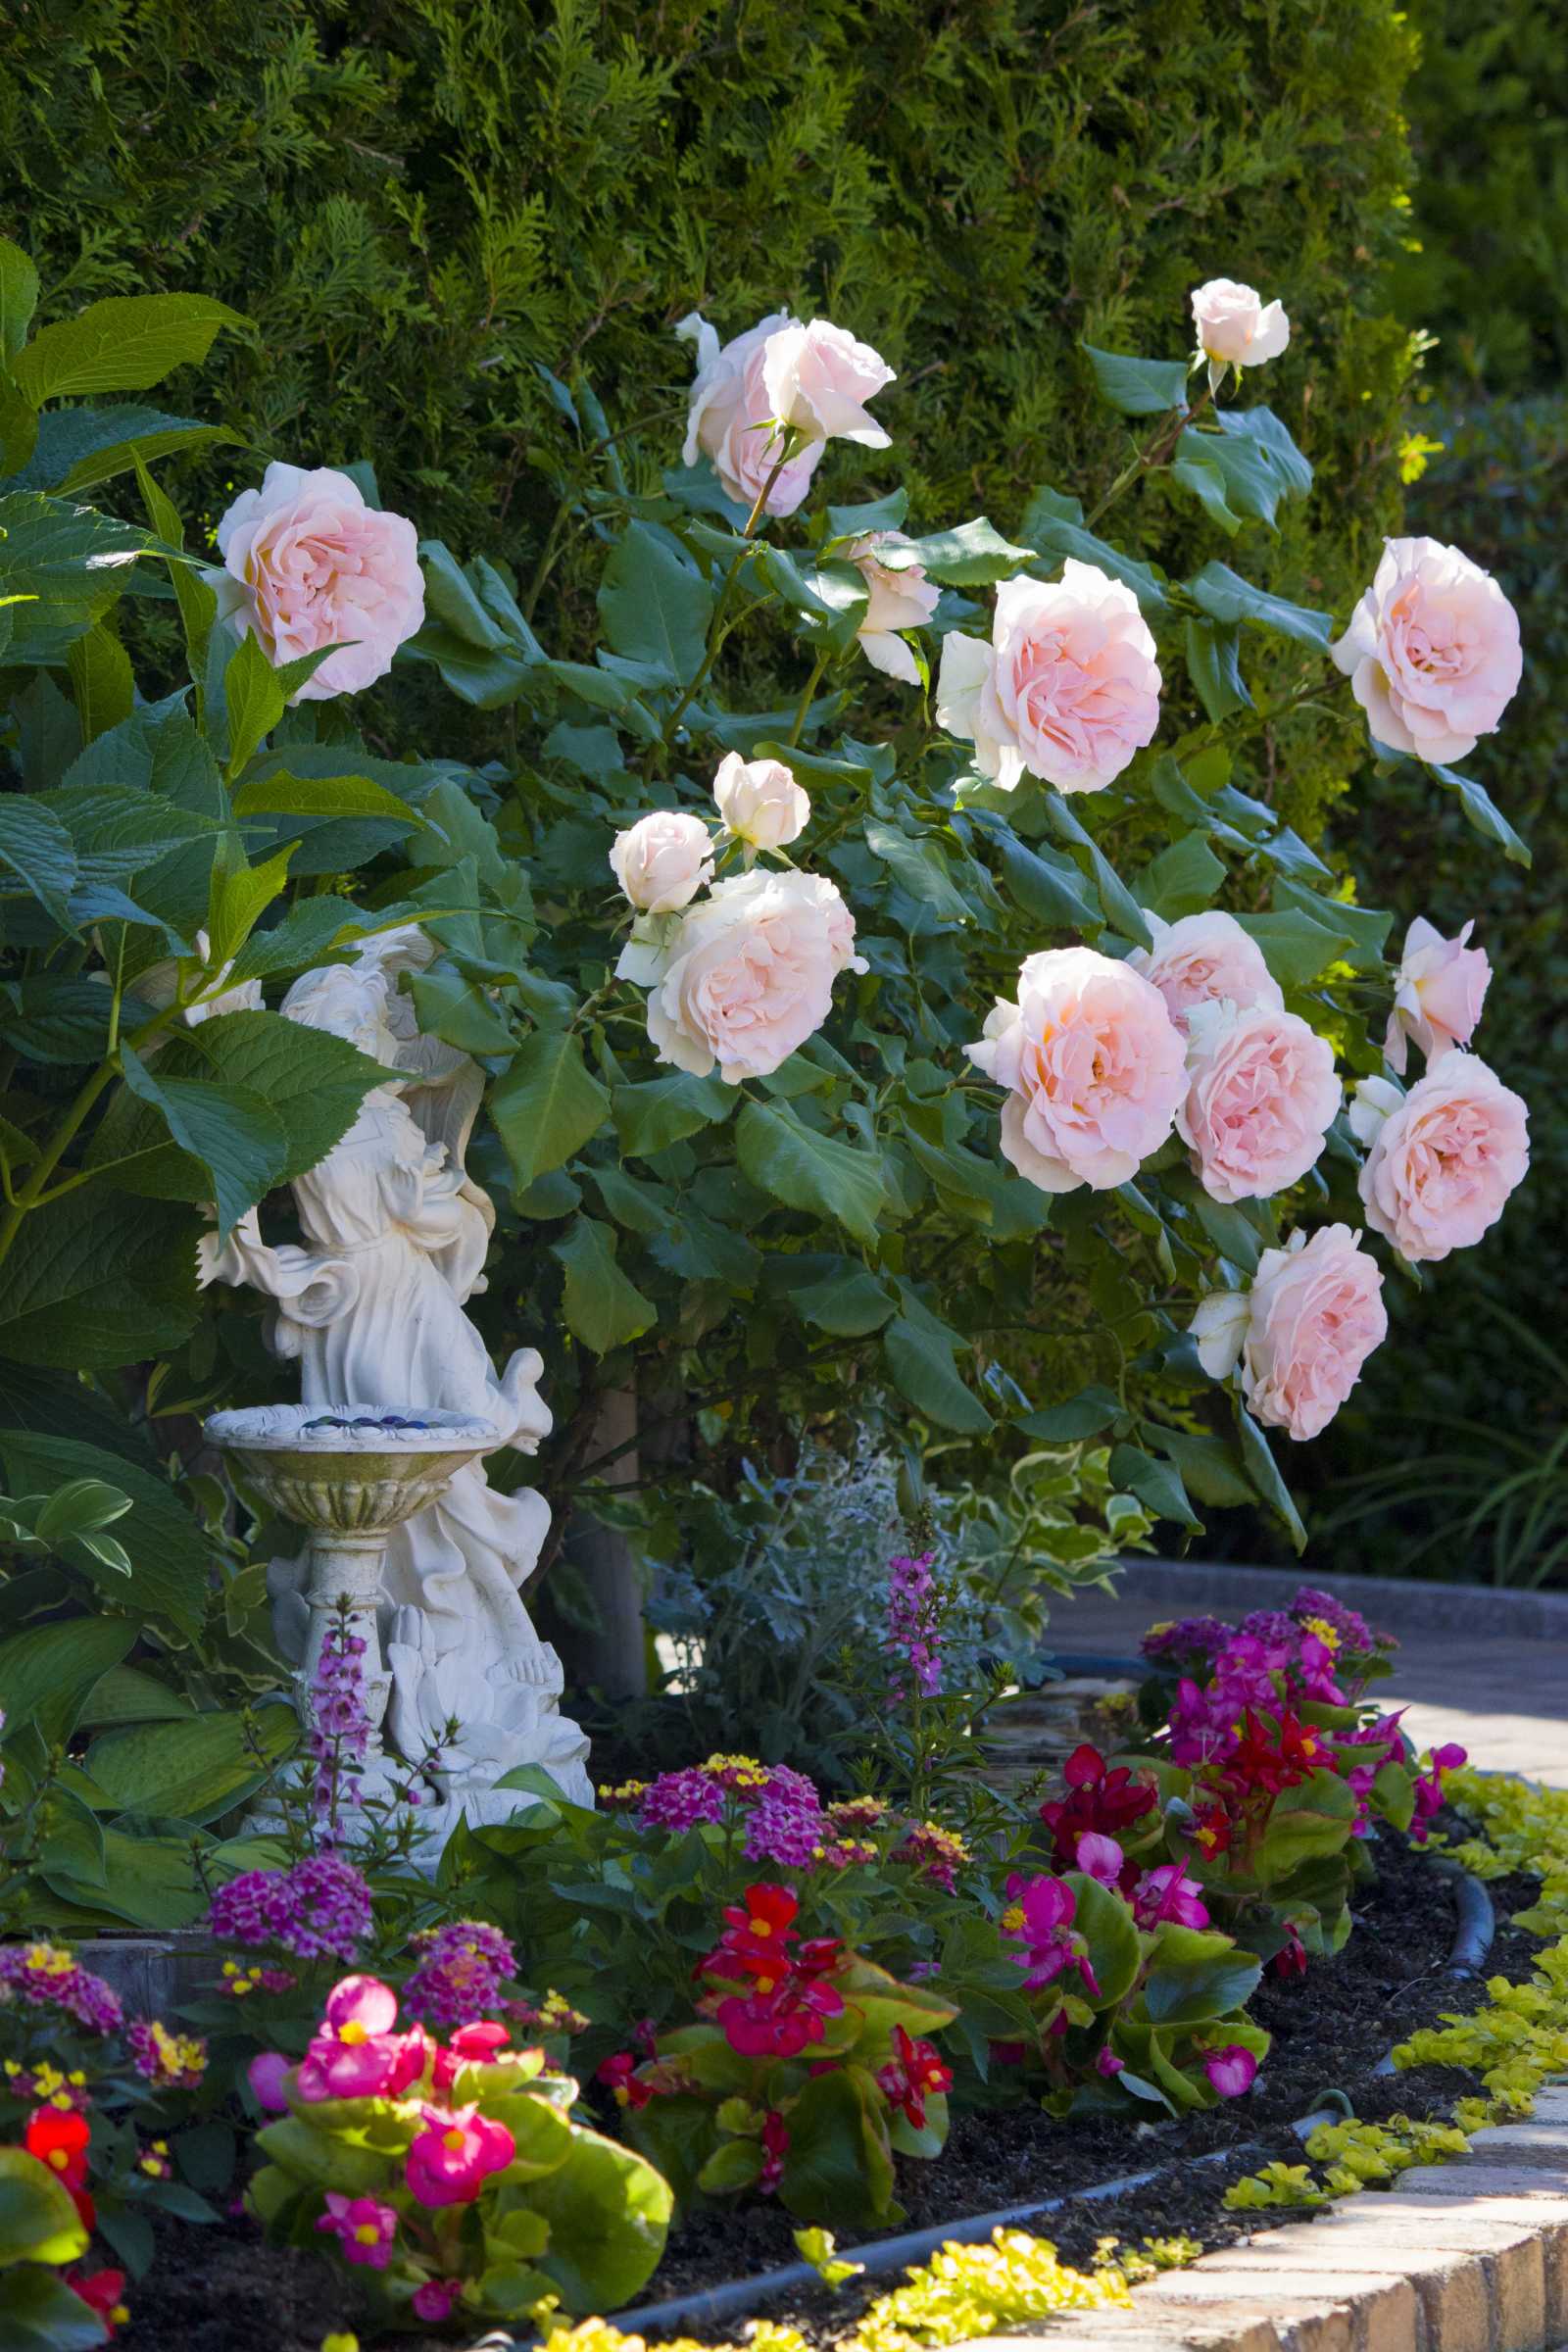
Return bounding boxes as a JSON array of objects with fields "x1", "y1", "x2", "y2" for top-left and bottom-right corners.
[{"x1": 968, "y1": 2093, "x2": 1568, "y2": 2351}]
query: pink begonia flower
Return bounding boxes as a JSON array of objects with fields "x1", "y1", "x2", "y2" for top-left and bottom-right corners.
[
  {"x1": 711, "y1": 753, "x2": 810, "y2": 852},
  {"x1": 760, "y1": 319, "x2": 895, "y2": 450},
  {"x1": 640, "y1": 868, "x2": 866, "y2": 1084},
  {"x1": 1203, "y1": 2045, "x2": 1258, "y2": 2099},
  {"x1": 406, "y1": 2103, "x2": 516, "y2": 2208},
  {"x1": 213, "y1": 463, "x2": 424, "y2": 701},
  {"x1": 246, "y1": 2051, "x2": 291, "y2": 2113},
  {"x1": 936, "y1": 564, "x2": 1160, "y2": 794},
  {"x1": 1074, "y1": 1833, "x2": 1126, "y2": 1887},
  {"x1": 432, "y1": 2021, "x2": 513, "y2": 2097},
  {"x1": 1385, "y1": 915, "x2": 1491, "y2": 1075},
  {"x1": 845, "y1": 532, "x2": 940, "y2": 682},
  {"x1": 1128, "y1": 908, "x2": 1283, "y2": 1035},
  {"x1": 1411, "y1": 1743, "x2": 1468, "y2": 1843},
  {"x1": 1352, "y1": 1054, "x2": 1529, "y2": 1264},
  {"x1": 967, "y1": 948, "x2": 1188, "y2": 1193},
  {"x1": 1002, "y1": 1873, "x2": 1099, "y2": 1995},
  {"x1": 1096, "y1": 2046, "x2": 1126, "y2": 2078},
  {"x1": 1190, "y1": 280, "x2": 1290, "y2": 378},
  {"x1": 1177, "y1": 1000, "x2": 1341, "y2": 1204},
  {"x1": 1331, "y1": 535, "x2": 1522, "y2": 765},
  {"x1": 317, "y1": 2191, "x2": 398, "y2": 2270},
  {"x1": 676, "y1": 311, "x2": 824, "y2": 516},
  {"x1": 610, "y1": 811, "x2": 714, "y2": 914},
  {"x1": 1133, "y1": 1863, "x2": 1210, "y2": 1932},
  {"x1": 295, "y1": 1975, "x2": 428, "y2": 2103},
  {"x1": 413, "y1": 2278, "x2": 464, "y2": 2322},
  {"x1": 1191, "y1": 1226, "x2": 1388, "y2": 1443}
]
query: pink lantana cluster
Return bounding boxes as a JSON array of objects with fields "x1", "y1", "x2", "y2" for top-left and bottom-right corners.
[
  {"x1": 206, "y1": 1851, "x2": 372, "y2": 1964},
  {"x1": 402, "y1": 1920, "x2": 518, "y2": 2028}
]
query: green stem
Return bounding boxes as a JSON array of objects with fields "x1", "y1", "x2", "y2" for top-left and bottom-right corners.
[
  {"x1": 787, "y1": 651, "x2": 830, "y2": 747},
  {"x1": 1085, "y1": 382, "x2": 1214, "y2": 530},
  {"x1": 647, "y1": 443, "x2": 799, "y2": 773}
]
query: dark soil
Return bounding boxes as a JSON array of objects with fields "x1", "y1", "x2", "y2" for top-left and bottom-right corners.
[{"x1": 118, "y1": 1825, "x2": 1540, "y2": 2352}]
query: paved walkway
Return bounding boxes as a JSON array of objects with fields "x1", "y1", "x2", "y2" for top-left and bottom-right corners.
[{"x1": 1048, "y1": 1563, "x2": 1568, "y2": 1788}]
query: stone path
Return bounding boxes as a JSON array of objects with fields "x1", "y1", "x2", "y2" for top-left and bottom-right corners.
[{"x1": 1047, "y1": 1559, "x2": 1568, "y2": 1787}]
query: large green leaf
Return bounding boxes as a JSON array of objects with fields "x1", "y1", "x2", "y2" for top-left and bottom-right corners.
[
  {"x1": 597, "y1": 519, "x2": 712, "y2": 680},
  {"x1": 12, "y1": 293, "x2": 246, "y2": 405},
  {"x1": 1172, "y1": 410, "x2": 1312, "y2": 532},
  {"x1": 612, "y1": 1071, "x2": 734, "y2": 1159},
  {"x1": 0, "y1": 1616, "x2": 135, "y2": 1744},
  {"x1": 1017, "y1": 486, "x2": 1169, "y2": 611},
  {"x1": 86, "y1": 1704, "x2": 296, "y2": 1827},
  {"x1": 0, "y1": 798, "x2": 78, "y2": 928},
  {"x1": 0, "y1": 1428, "x2": 214, "y2": 1639},
  {"x1": 118, "y1": 1043, "x2": 287, "y2": 1241},
  {"x1": 0, "y1": 238, "x2": 39, "y2": 368},
  {"x1": 0, "y1": 1190, "x2": 202, "y2": 1368},
  {"x1": 552, "y1": 1216, "x2": 656, "y2": 1354},
  {"x1": 1429, "y1": 761, "x2": 1531, "y2": 867},
  {"x1": 1185, "y1": 561, "x2": 1333, "y2": 649},
  {"x1": 778, "y1": 2066, "x2": 893, "y2": 2231},
  {"x1": 528, "y1": 2126, "x2": 672, "y2": 2313},
  {"x1": 491, "y1": 1028, "x2": 611, "y2": 1191},
  {"x1": 0, "y1": 491, "x2": 157, "y2": 664},
  {"x1": 1143, "y1": 1926, "x2": 1261, "y2": 2028},
  {"x1": 1064, "y1": 1870, "x2": 1143, "y2": 2008},
  {"x1": 864, "y1": 819, "x2": 973, "y2": 924},
  {"x1": 736, "y1": 1100, "x2": 885, "y2": 1244},
  {"x1": 0, "y1": 2150, "x2": 90, "y2": 2271},
  {"x1": 12, "y1": 405, "x2": 237, "y2": 497},
  {"x1": 882, "y1": 1313, "x2": 993, "y2": 1436},
  {"x1": 87, "y1": 1009, "x2": 391, "y2": 1201},
  {"x1": 1250, "y1": 1766, "x2": 1358, "y2": 1881},
  {"x1": 1234, "y1": 907, "x2": 1355, "y2": 987},
  {"x1": 1, "y1": 2261, "x2": 107, "y2": 2348},
  {"x1": 904, "y1": 516, "x2": 1035, "y2": 585},
  {"x1": 1044, "y1": 793, "x2": 1152, "y2": 946},
  {"x1": 1082, "y1": 345, "x2": 1190, "y2": 416}
]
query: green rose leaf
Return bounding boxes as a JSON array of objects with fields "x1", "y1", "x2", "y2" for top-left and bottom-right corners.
[
  {"x1": 1429, "y1": 761, "x2": 1531, "y2": 868},
  {"x1": 492, "y1": 1027, "x2": 611, "y2": 1191},
  {"x1": 1082, "y1": 345, "x2": 1191, "y2": 416},
  {"x1": 1184, "y1": 616, "x2": 1253, "y2": 720},
  {"x1": 904, "y1": 516, "x2": 1035, "y2": 586},
  {"x1": 736, "y1": 1100, "x2": 885, "y2": 1245},
  {"x1": 1017, "y1": 487, "x2": 1169, "y2": 611},
  {"x1": 597, "y1": 518, "x2": 712, "y2": 680},
  {"x1": 1185, "y1": 561, "x2": 1334, "y2": 648},
  {"x1": 552, "y1": 1216, "x2": 657, "y2": 1353}
]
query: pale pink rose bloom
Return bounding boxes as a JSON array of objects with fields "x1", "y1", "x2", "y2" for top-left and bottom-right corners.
[
  {"x1": 1192, "y1": 1226, "x2": 1388, "y2": 1443},
  {"x1": 940, "y1": 564, "x2": 1161, "y2": 794},
  {"x1": 711, "y1": 752, "x2": 810, "y2": 851},
  {"x1": 1385, "y1": 914, "x2": 1491, "y2": 1075},
  {"x1": 1128, "y1": 908, "x2": 1283, "y2": 1034},
  {"x1": 760, "y1": 318, "x2": 895, "y2": 449},
  {"x1": 1357, "y1": 1053, "x2": 1529, "y2": 1264},
  {"x1": 846, "y1": 531, "x2": 939, "y2": 683},
  {"x1": 935, "y1": 627, "x2": 1017, "y2": 786},
  {"x1": 645, "y1": 868, "x2": 866, "y2": 1084},
  {"x1": 1331, "y1": 536, "x2": 1522, "y2": 764},
  {"x1": 1190, "y1": 279, "x2": 1290, "y2": 369},
  {"x1": 966, "y1": 947, "x2": 1187, "y2": 1194},
  {"x1": 675, "y1": 310, "x2": 822, "y2": 517},
  {"x1": 609, "y1": 811, "x2": 714, "y2": 913},
  {"x1": 214, "y1": 462, "x2": 424, "y2": 700},
  {"x1": 1177, "y1": 1001, "x2": 1341, "y2": 1204}
]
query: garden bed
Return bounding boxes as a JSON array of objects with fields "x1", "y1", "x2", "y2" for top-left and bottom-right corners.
[{"x1": 117, "y1": 1829, "x2": 1538, "y2": 2352}]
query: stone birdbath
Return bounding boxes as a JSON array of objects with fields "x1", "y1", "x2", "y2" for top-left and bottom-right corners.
[{"x1": 204, "y1": 1402, "x2": 500, "y2": 1801}]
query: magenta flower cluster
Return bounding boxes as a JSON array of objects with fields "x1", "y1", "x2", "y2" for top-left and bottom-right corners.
[
  {"x1": 885, "y1": 1549, "x2": 944, "y2": 1697},
  {"x1": 630, "y1": 1756, "x2": 827, "y2": 1867},
  {"x1": 0, "y1": 1942, "x2": 123, "y2": 2034},
  {"x1": 402, "y1": 1920, "x2": 518, "y2": 2028},
  {"x1": 207, "y1": 1852, "x2": 372, "y2": 1963}
]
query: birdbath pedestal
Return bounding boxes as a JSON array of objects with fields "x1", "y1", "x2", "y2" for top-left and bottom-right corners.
[{"x1": 204, "y1": 1403, "x2": 500, "y2": 1803}]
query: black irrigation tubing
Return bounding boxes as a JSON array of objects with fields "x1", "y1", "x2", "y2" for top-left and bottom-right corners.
[{"x1": 594, "y1": 1861, "x2": 1496, "y2": 2346}]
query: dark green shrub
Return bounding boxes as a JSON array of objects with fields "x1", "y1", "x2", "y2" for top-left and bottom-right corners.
[
  {"x1": 1388, "y1": 0, "x2": 1568, "y2": 392},
  {"x1": 1, "y1": 0, "x2": 1417, "y2": 834}
]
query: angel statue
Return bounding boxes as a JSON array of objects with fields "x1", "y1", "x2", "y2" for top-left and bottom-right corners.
[{"x1": 200, "y1": 925, "x2": 593, "y2": 1816}]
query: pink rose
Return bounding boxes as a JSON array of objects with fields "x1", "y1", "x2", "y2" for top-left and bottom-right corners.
[
  {"x1": 1385, "y1": 915, "x2": 1491, "y2": 1074},
  {"x1": 213, "y1": 463, "x2": 424, "y2": 701},
  {"x1": 1192, "y1": 1226, "x2": 1388, "y2": 1443},
  {"x1": 760, "y1": 318, "x2": 895, "y2": 450},
  {"x1": 644, "y1": 869, "x2": 866, "y2": 1084},
  {"x1": 1332, "y1": 535, "x2": 1522, "y2": 764},
  {"x1": 1190, "y1": 279, "x2": 1290, "y2": 372},
  {"x1": 1355, "y1": 1053, "x2": 1528, "y2": 1264},
  {"x1": 846, "y1": 531, "x2": 940, "y2": 683},
  {"x1": 711, "y1": 752, "x2": 810, "y2": 851},
  {"x1": 1177, "y1": 1001, "x2": 1341, "y2": 1203},
  {"x1": 609, "y1": 810, "x2": 715, "y2": 913},
  {"x1": 967, "y1": 948, "x2": 1188, "y2": 1193},
  {"x1": 1128, "y1": 909, "x2": 1283, "y2": 1033},
  {"x1": 937, "y1": 563, "x2": 1160, "y2": 793},
  {"x1": 676, "y1": 310, "x2": 823, "y2": 517}
]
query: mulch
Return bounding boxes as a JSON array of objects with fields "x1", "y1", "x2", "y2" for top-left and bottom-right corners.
[{"x1": 117, "y1": 1824, "x2": 1539, "y2": 2352}]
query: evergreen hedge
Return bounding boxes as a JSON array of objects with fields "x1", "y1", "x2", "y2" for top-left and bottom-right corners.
[{"x1": 4, "y1": 0, "x2": 1417, "y2": 834}]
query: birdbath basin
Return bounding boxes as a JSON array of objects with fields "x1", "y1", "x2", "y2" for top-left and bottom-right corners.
[{"x1": 204, "y1": 1403, "x2": 500, "y2": 1788}]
